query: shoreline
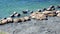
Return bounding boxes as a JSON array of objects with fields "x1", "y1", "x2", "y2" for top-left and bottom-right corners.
[{"x1": 0, "y1": 5, "x2": 60, "y2": 25}]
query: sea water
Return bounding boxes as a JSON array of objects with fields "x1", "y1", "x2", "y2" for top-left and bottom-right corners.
[
  {"x1": 0, "y1": 0, "x2": 60, "y2": 18},
  {"x1": 0, "y1": 0, "x2": 60, "y2": 34}
]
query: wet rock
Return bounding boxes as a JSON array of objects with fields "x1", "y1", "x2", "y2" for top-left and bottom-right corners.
[
  {"x1": 42, "y1": 11, "x2": 57, "y2": 17},
  {"x1": 19, "y1": 18, "x2": 26, "y2": 22},
  {"x1": 13, "y1": 12, "x2": 17, "y2": 15},
  {"x1": 22, "y1": 10, "x2": 29, "y2": 14},
  {"x1": 57, "y1": 13, "x2": 60, "y2": 17},
  {"x1": 22, "y1": 11, "x2": 28, "y2": 14},
  {"x1": 37, "y1": 9, "x2": 42, "y2": 12},
  {"x1": 10, "y1": 12, "x2": 21, "y2": 17},
  {"x1": 10, "y1": 12, "x2": 17, "y2": 18},
  {"x1": 47, "y1": 13, "x2": 57, "y2": 17},
  {"x1": 49, "y1": 5, "x2": 55, "y2": 8},
  {"x1": 1, "y1": 17, "x2": 7, "y2": 20},
  {"x1": 47, "y1": 8, "x2": 55, "y2": 11},
  {"x1": 43, "y1": 8, "x2": 47, "y2": 11},
  {"x1": 42, "y1": 11, "x2": 55, "y2": 14},
  {"x1": 30, "y1": 11, "x2": 33, "y2": 14},
  {"x1": 13, "y1": 18, "x2": 22, "y2": 23},
  {"x1": 7, "y1": 17, "x2": 13, "y2": 23},
  {"x1": 30, "y1": 12, "x2": 42, "y2": 19},
  {"x1": 30, "y1": 12, "x2": 48, "y2": 20},
  {"x1": 47, "y1": 5, "x2": 55, "y2": 11},
  {"x1": 56, "y1": 10, "x2": 60, "y2": 14},
  {"x1": 10, "y1": 14, "x2": 14, "y2": 18},
  {"x1": 14, "y1": 13, "x2": 21, "y2": 17},
  {"x1": 0, "y1": 20, "x2": 2, "y2": 25},
  {"x1": 0, "y1": 19, "x2": 8, "y2": 25},
  {"x1": 24, "y1": 16, "x2": 31, "y2": 21}
]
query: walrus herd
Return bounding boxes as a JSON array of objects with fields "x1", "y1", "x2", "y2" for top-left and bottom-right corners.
[{"x1": 0, "y1": 5, "x2": 60, "y2": 25}]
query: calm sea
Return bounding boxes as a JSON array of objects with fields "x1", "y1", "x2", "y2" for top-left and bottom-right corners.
[
  {"x1": 0, "y1": 0, "x2": 60, "y2": 18},
  {"x1": 0, "y1": 0, "x2": 60, "y2": 34}
]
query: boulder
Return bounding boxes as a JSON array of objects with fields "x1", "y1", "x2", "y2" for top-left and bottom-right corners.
[
  {"x1": 10, "y1": 14, "x2": 14, "y2": 18},
  {"x1": 47, "y1": 13, "x2": 57, "y2": 17},
  {"x1": 14, "y1": 13, "x2": 21, "y2": 17},
  {"x1": 22, "y1": 11, "x2": 28, "y2": 14},
  {"x1": 47, "y1": 8, "x2": 55, "y2": 11},
  {"x1": 30, "y1": 11, "x2": 33, "y2": 14},
  {"x1": 13, "y1": 18, "x2": 22, "y2": 23},
  {"x1": 42, "y1": 11, "x2": 56, "y2": 14},
  {"x1": 42, "y1": 11, "x2": 57, "y2": 16},
  {"x1": 19, "y1": 18, "x2": 26, "y2": 22},
  {"x1": 13, "y1": 12, "x2": 17, "y2": 15},
  {"x1": 24, "y1": 16, "x2": 31, "y2": 21},
  {"x1": 0, "y1": 19, "x2": 8, "y2": 25},
  {"x1": 56, "y1": 10, "x2": 60, "y2": 14},
  {"x1": 43, "y1": 8, "x2": 47, "y2": 11},
  {"x1": 0, "y1": 20, "x2": 2, "y2": 25},
  {"x1": 30, "y1": 12, "x2": 48, "y2": 20},
  {"x1": 47, "y1": 5, "x2": 55, "y2": 11},
  {"x1": 37, "y1": 9, "x2": 42, "y2": 12},
  {"x1": 1, "y1": 17, "x2": 6, "y2": 20},
  {"x1": 49, "y1": 5, "x2": 55, "y2": 8},
  {"x1": 35, "y1": 14, "x2": 48, "y2": 20},
  {"x1": 10, "y1": 12, "x2": 21, "y2": 17},
  {"x1": 57, "y1": 13, "x2": 60, "y2": 17},
  {"x1": 22, "y1": 10, "x2": 29, "y2": 14},
  {"x1": 7, "y1": 17, "x2": 13, "y2": 23},
  {"x1": 30, "y1": 12, "x2": 37, "y2": 17},
  {"x1": 57, "y1": 5, "x2": 60, "y2": 8},
  {"x1": 30, "y1": 12, "x2": 42, "y2": 19}
]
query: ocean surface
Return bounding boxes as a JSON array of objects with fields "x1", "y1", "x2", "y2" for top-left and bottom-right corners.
[
  {"x1": 0, "y1": 0, "x2": 60, "y2": 18},
  {"x1": 0, "y1": 0, "x2": 60, "y2": 34}
]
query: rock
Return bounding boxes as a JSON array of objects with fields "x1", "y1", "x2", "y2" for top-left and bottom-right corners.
[
  {"x1": 13, "y1": 12, "x2": 17, "y2": 14},
  {"x1": 47, "y1": 5, "x2": 55, "y2": 11},
  {"x1": 43, "y1": 8, "x2": 47, "y2": 11},
  {"x1": 0, "y1": 20, "x2": 2, "y2": 25},
  {"x1": 10, "y1": 12, "x2": 21, "y2": 17},
  {"x1": 36, "y1": 14, "x2": 48, "y2": 20},
  {"x1": 14, "y1": 13, "x2": 21, "y2": 17},
  {"x1": 22, "y1": 10, "x2": 29, "y2": 14},
  {"x1": 49, "y1": 5, "x2": 55, "y2": 8},
  {"x1": 7, "y1": 17, "x2": 13, "y2": 23},
  {"x1": 30, "y1": 12, "x2": 48, "y2": 20},
  {"x1": 19, "y1": 18, "x2": 26, "y2": 22},
  {"x1": 30, "y1": 11, "x2": 33, "y2": 14},
  {"x1": 56, "y1": 10, "x2": 60, "y2": 14},
  {"x1": 47, "y1": 13, "x2": 57, "y2": 17},
  {"x1": 42, "y1": 11, "x2": 57, "y2": 16},
  {"x1": 30, "y1": 11, "x2": 42, "y2": 16},
  {"x1": 1, "y1": 17, "x2": 6, "y2": 20},
  {"x1": 42, "y1": 11, "x2": 55, "y2": 14},
  {"x1": 24, "y1": 16, "x2": 31, "y2": 21},
  {"x1": 22, "y1": 11, "x2": 28, "y2": 14},
  {"x1": 37, "y1": 9, "x2": 42, "y2": 12},
  {"x1": 57, "y1": 13, "x2": 60, "y2": 17},
  {"x1": 13, "y1": 18, "x2": 22, "y2": 23},
  {"x1": 30, "y1": 12, "x2": 42, "y2": 19},
  {"x1": 47, "y1": 8, "x2": 55, "y2": 11},
  {"x1": 10, "y1": 14, "x2": 14, "y2": 18},
  {"x1": 0, "y1": 19, "x2": 8, "y2": 25},
  {"x1": 10, "y1": 12, "x2": 18, "y2": 18}
]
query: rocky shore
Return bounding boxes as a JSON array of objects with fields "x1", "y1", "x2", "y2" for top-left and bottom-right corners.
[{"x1": 0, "y1": 5, "x2": 60, "y2": 25}]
